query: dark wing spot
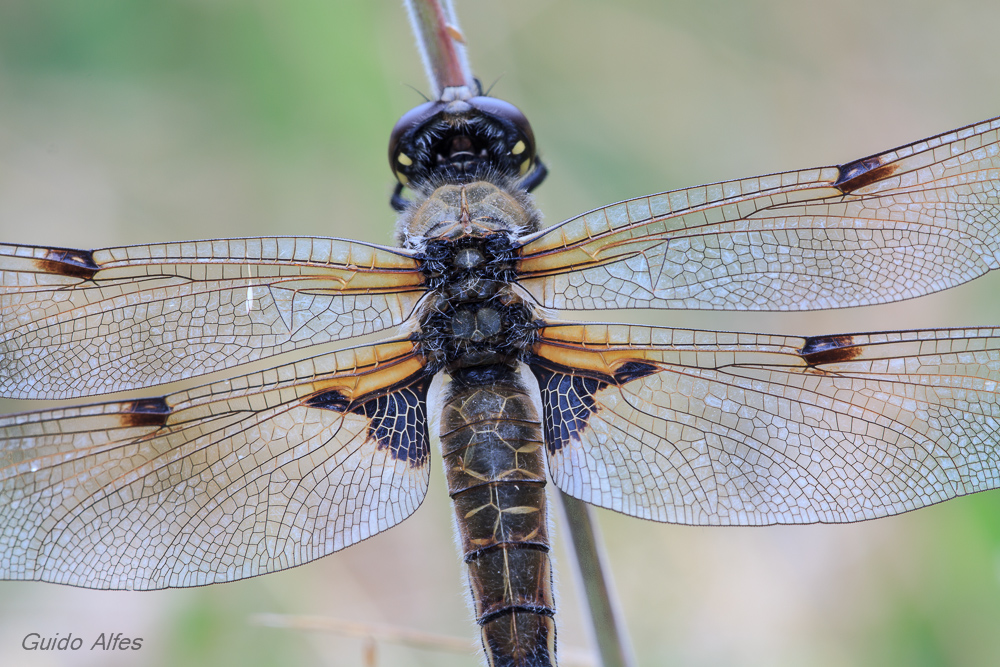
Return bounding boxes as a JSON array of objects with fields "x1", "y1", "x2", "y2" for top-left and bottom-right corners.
[
  {"x1": 119, "y1": 397, "x2": 171, "y2": 428},
  {"x1": 613, "y1": 361, "x2": 660, "y2": 385},
  {"x1": 834, "y1": 156, "x2": 900, "y2": 194},
  {"x1": 304, "y1": 390, "x2": 351, "y2": 412},
  {"x1": 37, "y1": 248, "x2": 100, "y2": 280},
  {"x1": 800, "y1": 334, "x2": 862, "y2": 366},
  {"x1": 306, "y1": 376, "x2": 432, "y2": 467}
]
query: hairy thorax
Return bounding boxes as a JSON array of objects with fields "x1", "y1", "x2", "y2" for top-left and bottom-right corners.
[{"x1": 399, "y1": 180, "x2": 542, "y2": 372}]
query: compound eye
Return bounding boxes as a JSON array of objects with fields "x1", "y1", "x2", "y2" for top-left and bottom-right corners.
[
  {"x1": 388, "y1": 100, "x2": 446, "y2": 180},
  {"x1": 467, "y1": 96, "x2": 537, "y2": 163}
]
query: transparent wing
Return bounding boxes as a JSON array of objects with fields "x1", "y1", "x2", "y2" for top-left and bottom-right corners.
[
  {"x1": 529, "y1": 323, "x2": 1000, "y2": 525},
  {"x1": 517, "y1": 116, "x2": 1000, "y2": 311},
  {"x1": 0, "y1": 340, "x2": 430, "y2": 589},
  {"x1": 0, "y1": 237, "x2": 424, "y2": 399}
]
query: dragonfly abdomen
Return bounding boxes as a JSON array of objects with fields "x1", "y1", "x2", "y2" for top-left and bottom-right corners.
[{"x1": 440, "y1": 363, "x2": 556, "y2": 667}]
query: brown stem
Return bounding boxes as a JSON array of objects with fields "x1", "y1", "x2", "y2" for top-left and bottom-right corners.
[
  {"x1": 403, "y1": 0, "x2": 475, "y2": 97},
  {"x1": 558, "y1": 491, "x2": 637, "y2": 667}
]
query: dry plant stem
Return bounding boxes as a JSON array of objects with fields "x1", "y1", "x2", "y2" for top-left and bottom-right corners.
[
  {"x1": 250, "y1": 613, "x2": 476, "y2": 654},
  {"x1": 558, "y1": 491, "x2": 638, "y2": 667},
  {"x1": 403, "y1": 0, "x2": 474, "y2": 97}
]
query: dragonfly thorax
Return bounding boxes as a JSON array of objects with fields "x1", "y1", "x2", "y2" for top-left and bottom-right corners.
[
  {"x1": 409, "y1": 182, "x2": 540, "y2": 372},
  {"x1": 396, "y1": 180, "x2": 540, "y2": 247}
]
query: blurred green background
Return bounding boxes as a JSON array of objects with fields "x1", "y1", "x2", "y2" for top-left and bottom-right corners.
[{"x1": 2, "y1": 0, "x2": 1000, "y2": 665}]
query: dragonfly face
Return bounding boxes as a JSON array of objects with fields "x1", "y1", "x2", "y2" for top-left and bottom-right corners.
[
  {"x1": 387, "y1": 93, "x2": 547, "y2": 212},
  {"x1": 5, "y1": 2, "x2": 1000, "y2": 664}
]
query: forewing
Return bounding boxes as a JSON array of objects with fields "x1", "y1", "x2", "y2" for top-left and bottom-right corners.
[
  {"x1": 530, "y1": 323, "x2": 1000, "y2": 525},
  {"x1": 0, "y1": 340, "x2": 430, "y2": 589},
  {"x1": 517, "y1": 116, "x2": 1000, "y2": 311},
  {"x1": 0, "y1": 237, "x2": 424, "y2": 399}
]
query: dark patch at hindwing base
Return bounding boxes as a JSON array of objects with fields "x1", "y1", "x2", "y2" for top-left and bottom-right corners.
[
  {"x1": 530, "y1": 360, "x2": 659, "y2": 454},
  {"x1": 531, "y1": 368, "x2": 605, "y2": 455},
  {"x1": 305, "y1": 376, "x2": 431, "y2": 467},
  {"x1": 355, "y1": 382, "x2": 431, "y2": 466}
]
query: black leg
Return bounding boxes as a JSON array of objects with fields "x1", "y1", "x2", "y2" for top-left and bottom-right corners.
[
  {"x1": 390, "y1": 182, "x2": 410, "y2": 212},
  {"x1": 520, "y1": 159, "x2": 548, "y2": 193}
]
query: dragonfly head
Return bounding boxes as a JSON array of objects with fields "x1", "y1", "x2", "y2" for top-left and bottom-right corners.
[{"x1": 388, "y1": 95, "x2": 547, "y2": 211}]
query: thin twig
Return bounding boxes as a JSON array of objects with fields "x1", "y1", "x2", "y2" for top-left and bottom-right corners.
[
  {"x1": 250, "y1": 613, "x2": 475, "y2": 653},
  {"x1": 558, "y1": 492, "x2": 638, "y2": 667},
  {"x1": 403, "y1": 0, "x2": 475, "y2": 98}
]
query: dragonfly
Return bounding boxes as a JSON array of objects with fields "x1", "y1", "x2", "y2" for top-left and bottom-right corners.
[
  {"x1": 4, "y1": 93, "x2": 1000, "y2": 664},
  {"x1": 3, "y1": 10, "x2": 1000, "y2": 667}
]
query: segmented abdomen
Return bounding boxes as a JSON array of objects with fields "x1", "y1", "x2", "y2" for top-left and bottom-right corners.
[{"x1": 440, "y1": 364, "x2": 555, "y2": 667}]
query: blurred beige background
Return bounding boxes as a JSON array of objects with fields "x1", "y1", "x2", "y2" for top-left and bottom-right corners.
[{"x1": 2, "y1": 1, "x2": 1000, "y2": 665}]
